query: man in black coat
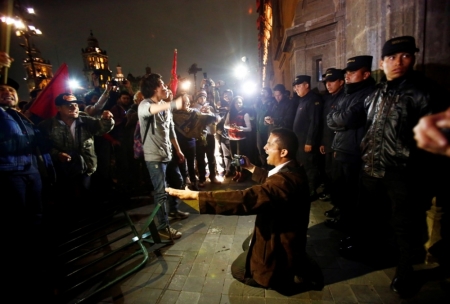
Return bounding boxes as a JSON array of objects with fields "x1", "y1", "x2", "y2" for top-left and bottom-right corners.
[
  {"x1": 292, "y1": 75, "x2": 323, "y2": 198},
  {"x1": 325, "y1": 56, "x2": 376, "y2": 230},
  {"x1": 319, "y1": 68, "x2": 345, "y2": 214},
  {"x1": 264, "y1": 84, "x2": 297, "y2": 132}
]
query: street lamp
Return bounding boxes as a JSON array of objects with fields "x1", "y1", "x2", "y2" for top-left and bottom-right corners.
[{"x1": 14, "y1": 6, "x2": 42, "y2": 89}]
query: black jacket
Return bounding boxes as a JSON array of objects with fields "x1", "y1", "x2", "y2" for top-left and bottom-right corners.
[
  {"x1": 321, "y1": 88, "x2": 345, "y2": 153},
  {"x1": 293, "y1": 90, "x2": 323, "y2": 147},
  {"x1": 327, "y1": 78, "x2": 376, "y2": 159},
  {"x1": 267, "y1": 97, "x2": 298, "y2": 131},
  {"x1": 361, "y1": 71, "x2": 449, "y2": 178}
]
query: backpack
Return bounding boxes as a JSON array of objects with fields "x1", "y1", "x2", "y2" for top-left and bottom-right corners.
[{"x1": 133, "y1": 116, "x2": 154, "y2": 159}]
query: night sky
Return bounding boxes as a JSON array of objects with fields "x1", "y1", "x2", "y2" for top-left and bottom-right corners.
[{"x1": 7, "y1": 0, "x2": 258, "y2": 100}]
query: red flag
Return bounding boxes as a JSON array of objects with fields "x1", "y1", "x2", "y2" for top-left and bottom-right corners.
[
  {"x1": 169, "y1": 49, "x2": 178, "y2": 94},
  {"x1": 29, "y1": 63, "x2": 69, "y2": 119}
]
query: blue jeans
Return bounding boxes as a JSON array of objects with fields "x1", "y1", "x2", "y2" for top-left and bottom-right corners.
[{"x1": 145, "y1": 161, "x2": 180, "y2": 226}]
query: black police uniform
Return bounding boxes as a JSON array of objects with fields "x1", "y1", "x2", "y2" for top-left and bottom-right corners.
[{"x1": 292, "y1": 90, "x2": 323, "y2": 195}]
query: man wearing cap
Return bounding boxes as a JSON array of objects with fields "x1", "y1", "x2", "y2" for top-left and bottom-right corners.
[
  {"x1": 319, "y1": 68, "x2": 345, "y2": 211},
  {"x1": 342, "y1": 36, "x2": 450, "y2": 296},
  {"x1": 292, "y1": 75, "x2": 323, "y2": 198},
  {"x1": 192, "y1": 86, "x2": 222, "y2": 186},
  {"x1": 325, "y1": 56, "x2": 375, "y2": 230},
  {"x1": 38, "y1": 93, "x2": 114, "y2": 206}
]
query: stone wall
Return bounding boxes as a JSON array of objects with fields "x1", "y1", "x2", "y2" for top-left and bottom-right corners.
[{"x1": 272, "y1": 0, "x2": 450, "y2": 90}]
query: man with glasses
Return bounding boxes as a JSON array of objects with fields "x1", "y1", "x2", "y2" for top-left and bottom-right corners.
[{"x1": 39, "y1": 93, "x2": 114, "y2": 206}]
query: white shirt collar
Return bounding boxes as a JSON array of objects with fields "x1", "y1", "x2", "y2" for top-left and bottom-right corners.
[{"x1": 268, "y1": 160, "x2": 291, "y2": 177}]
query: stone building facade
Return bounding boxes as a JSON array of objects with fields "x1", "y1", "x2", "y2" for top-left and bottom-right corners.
[{"x1": 258, "y1": 0, "x2": 450, "y2": 92}]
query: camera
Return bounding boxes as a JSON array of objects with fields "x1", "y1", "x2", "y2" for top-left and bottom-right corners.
[
  {"x1": 231, "y1": 154, "x2": 245, "y2": 167},
  {"x1": 110, "y1": 80, "x2": 118, "y2": 86}
]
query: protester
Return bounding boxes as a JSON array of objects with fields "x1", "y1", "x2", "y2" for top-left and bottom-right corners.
[
  {"x1": 38, "y1": 93, "x2": 114, "y2": 207},
  {"x1": 138, "y1": 73, "x2": 190, "y2": 240},
  {"x1": 166, "y1": 128, "x2": 323, "y2": 295}
]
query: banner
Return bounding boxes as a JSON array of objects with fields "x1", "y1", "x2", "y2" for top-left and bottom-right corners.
[{"x1": 29, "y1": 63, "x2": 69, "y2": 119}]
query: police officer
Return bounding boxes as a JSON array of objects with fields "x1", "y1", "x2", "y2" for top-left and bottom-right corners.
[
  {"x1": 319, "y1": 69, "x2": 345, "y2": 213},
  {"x1": 292, "y1": 75, "x2": 323, "y2": 198},
  {"x1": 325, "y1": 56, "x2": 376, "y2": 230},
  {"x1": 343, "y1": 36, "x2": 450, "y2": 297}
]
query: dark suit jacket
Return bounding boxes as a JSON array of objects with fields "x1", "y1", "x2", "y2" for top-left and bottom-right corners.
[{"x1": 198, "y1": 160, "x2": 311, "y2": 288}]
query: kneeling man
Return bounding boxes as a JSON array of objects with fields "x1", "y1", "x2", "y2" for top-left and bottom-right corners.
[{"x1": 166, "y1": 128, "x2": 323, "y2": 294}]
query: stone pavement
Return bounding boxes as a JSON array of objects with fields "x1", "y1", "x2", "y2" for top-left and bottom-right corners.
[{"x1": 64, "y1": 175, "x2": 448, "y2": 304}]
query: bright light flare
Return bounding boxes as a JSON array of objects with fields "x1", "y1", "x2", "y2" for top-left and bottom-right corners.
[
  {"x1": 68, "y1": 79, "x2": 80, "y2": 90},
  {"x1": 241, "y1": 80, "x2": 257, "y2": 95},
  {"x1": 27, "y1": 8, "x2": 35, "y2": 14},
  {"x1": 15, "y1": 20, "x2": 25, "y2": 29},
  {"x1": 234, "y1": 64, "x2": 248, "y2": 79},
  {"x1": 180, "y1": 80, "x2": 191, "y2": 91}
]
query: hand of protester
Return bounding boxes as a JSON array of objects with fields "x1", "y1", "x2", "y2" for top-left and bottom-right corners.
[
  {"x1": 319, "y1": 145, "x2": 325, "y2": 154},
  {"x1": 414, "y1": 108, "x2": 450, "y2": 157},
  {"x1": 264, "y1": 116, "x2": 273, "y2": 125},
  {"x1": 0, "y1": 52, "x2": 13, "y2": 68},
  {"x1": 105, "y1": 82, "x2": 114, "y2": 92},
  {"x1": 177, "y1": 150, "x2": 185, "y2": 163},
  {"x1": 200, "y1": 105, "x2": 211, "y2": 113},
  {"x1": 58, "y1": 152, "x2": 72, "y2": 163},
  {"x1": 101, "y1": 110, "x2": 113, "y2": 120},
  {"x1": 179, "y1": 94, "x2": 189, "y2": 110},
  {"x1": 305, "y1": 145, "x2": 312, "y2": 152},
  {"x1": 240, "y1": 155, "x2": 256, "y2": 172},
  {"x1": 166, "y1": 187, "x2": 199, "y2": 200}
]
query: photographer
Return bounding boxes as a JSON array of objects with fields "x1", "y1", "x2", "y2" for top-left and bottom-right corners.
[{"x1": 166, "y1": 128, "x2": 323, "y2": 295}]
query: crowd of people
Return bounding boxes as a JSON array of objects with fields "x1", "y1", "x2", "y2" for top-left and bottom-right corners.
[{"x1": 1, "y1": 34, "x2": 450, "y2": 299}]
